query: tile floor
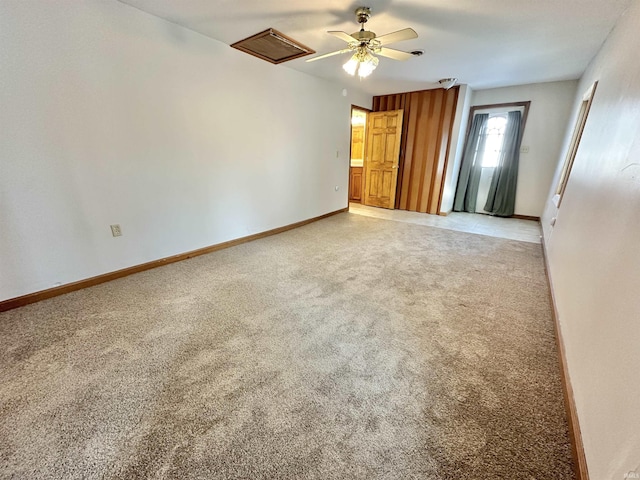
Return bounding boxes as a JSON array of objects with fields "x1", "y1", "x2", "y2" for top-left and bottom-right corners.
[{"x1": 348, "y1": 203, "x2": 542, "y2": 244}]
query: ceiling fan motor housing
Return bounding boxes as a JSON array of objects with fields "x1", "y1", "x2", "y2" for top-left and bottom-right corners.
[{"x1": 352, "y1": 30, "x2": 376, "y2": 42}]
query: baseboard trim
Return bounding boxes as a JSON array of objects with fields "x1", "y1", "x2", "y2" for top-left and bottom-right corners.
[
  {"x1": 540, "y1": 237, "x2": 589, "y2": 480},
  {"x1": 512, "y1": 214, "x2": 540, "y2": 221},
  {"x1": 0, "y1": 208, "x2": 348, "y2": 313},
  {"x1": 435, "y1": 211, "x2": 538, "y2": 220}
]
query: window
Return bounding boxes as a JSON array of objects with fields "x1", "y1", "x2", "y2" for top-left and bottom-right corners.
[{"x1": 480, "y1": 114, "x2": 508, "y2": 167}]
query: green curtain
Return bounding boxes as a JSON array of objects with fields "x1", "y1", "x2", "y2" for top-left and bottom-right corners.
[
  {"x1": 453, "y1": 113, "x2": 488, "y2": 213},
  {"x1": 484, "y1": 111, "x2": 523, "y2": 217}
]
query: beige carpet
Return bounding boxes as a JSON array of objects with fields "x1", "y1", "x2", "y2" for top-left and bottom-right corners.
[{"x1": 0, "y1": 213, "x2": 575, "y2": 479}]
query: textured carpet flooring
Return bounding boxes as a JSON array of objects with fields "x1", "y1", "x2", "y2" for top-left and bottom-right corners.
[{"x1": 0, "y1": 213, "x2": 575, "y2": 479}]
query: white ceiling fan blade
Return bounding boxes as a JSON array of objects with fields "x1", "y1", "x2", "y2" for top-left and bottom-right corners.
[
  {"x1": 375, "y1": 28, "x2": 418, "y2": 46},
  {"x1": 327, "y1": 31, "x2": 356, "y2": 43},
  {"x1": 306, "y1": 48, "x2": 352, "y2": 62},
  {"x1": 376, "y1": 47, "x2": 414, "y2": 61}
]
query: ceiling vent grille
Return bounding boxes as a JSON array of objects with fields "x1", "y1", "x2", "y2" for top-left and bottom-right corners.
[{"x1": 230, "y1": 28, "x2": 315, "y2": 64}]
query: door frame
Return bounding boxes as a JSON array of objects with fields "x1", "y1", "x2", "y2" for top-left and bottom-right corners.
[
  {"x1": 464, "y1": 101, "x2": 531, "y2": 140},
  {"x1": 555, "y1": 81, "x2": 597, "y2": 207},
  {"x1": 348, "y1": 105, "x2": 372, "y2": 209}
]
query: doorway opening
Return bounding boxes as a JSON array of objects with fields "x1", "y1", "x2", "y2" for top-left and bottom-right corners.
[
  {"x1": 554, "y1": 81, "x2": 597, "y2": 208},
  {"x1": 348, "y1": 106, "x2": 369, "y2": 204}
]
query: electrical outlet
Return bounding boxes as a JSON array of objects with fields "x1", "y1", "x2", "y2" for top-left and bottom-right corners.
[
  {"x1": 520, "y1": 145, "x2": 530, "y2": 154},
  {"x1": 110, "y1": 224, "x2": 122, "y2": 237}
]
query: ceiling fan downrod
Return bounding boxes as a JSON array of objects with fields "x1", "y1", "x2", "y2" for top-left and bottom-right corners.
[{"x1": 352, "y1": 7, "x2": 376, "y2": 43}]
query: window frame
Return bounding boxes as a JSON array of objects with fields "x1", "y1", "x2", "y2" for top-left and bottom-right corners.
[{"x1": 464, "y1": 101, "x2": 531, "y2": 158}]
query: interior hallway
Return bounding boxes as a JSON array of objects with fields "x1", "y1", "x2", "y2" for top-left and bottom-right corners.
[{"x1": 349, "y1": 203, "x2": 542, "y2": 244}]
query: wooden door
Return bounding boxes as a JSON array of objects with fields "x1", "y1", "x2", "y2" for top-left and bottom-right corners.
[
  {"x1": 372, "y1": 88, "x2": 459, "y2": 214},
  {"x1": 363, "y1": 110, "x2": 403, "y2": 209}
]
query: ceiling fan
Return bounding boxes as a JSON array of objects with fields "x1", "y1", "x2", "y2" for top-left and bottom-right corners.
[{"x1": 306, "y1": 7, "x2": 418, "y2": 78}]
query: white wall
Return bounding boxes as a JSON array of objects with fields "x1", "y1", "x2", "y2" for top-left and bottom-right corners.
[
  {"x1": 471, "y1": 81, "x2": 577, "y2": 217},
  {"x1": 541, "y1": 2, "x2": 640, "y2": 478},
  {"x1": 0, "y1": 1, "x2": 371, "y2": 301},
  {"x1": 440, "y1": 84, "x2": 472, "y2": 214}
]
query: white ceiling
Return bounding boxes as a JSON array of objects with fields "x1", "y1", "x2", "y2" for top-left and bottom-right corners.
[{"x1": 118, "y1": 0, "x2": 631, "y2": 96}]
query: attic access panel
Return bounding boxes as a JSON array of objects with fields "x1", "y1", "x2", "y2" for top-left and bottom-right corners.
[{"x1": 230, "y1": 28, "x2": 315, "y2": 64}]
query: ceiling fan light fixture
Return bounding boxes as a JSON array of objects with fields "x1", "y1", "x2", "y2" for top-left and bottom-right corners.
[
  {"x1": 357, "y1": 54, "x2": 378, "y2": 78},
  {"x1": 343, "y1": 55, "x2": 360, "y2": 76},
  {"x1": 343, "y1": 48, "x2": 379, "y2": 78}
]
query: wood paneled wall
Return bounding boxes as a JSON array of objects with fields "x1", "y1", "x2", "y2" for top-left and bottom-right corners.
[{"x1": 373, "y1": 87, "x2": 459, "y2": 214}]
